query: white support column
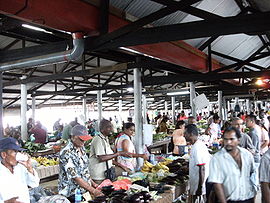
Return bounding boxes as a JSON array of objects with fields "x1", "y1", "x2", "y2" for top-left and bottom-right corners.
[
  {"x1": 82, "y1": 96, "x2": 87, "y2": 123},
  {"x1": 164, "y1": 101, "x2": 168, "y2": 115},
  {"x1": 118, "y1": 98, "x2": 123, "y2": 126},
  {"x1": 142, "y1": 95, "x2": 147, "y2": 124},
  {"x1": 227, "y1": 100, "x2": 231, "y2": 112},
  {"x1": 97, "y1": 90, "x2": 102, "y2": 129},
  {"x1": 171, "y1": 97, "x2": 175, "y2": 124},
  {"x1": 218, "y1": 91, "x2": 223, "y2": 121},
  {"x1": 21, "y1": 76, "x2": 28, "y2": 141},
  {"x1": 189, "y1": 82, "x2": 196, "y2": 116},
  {"x1": 223, "y1": 97, "x2": 227, "y2": 121},
  {"x1": 32, "y1": 96, "x2": 36, "y2": 123},
  {"x1": 0, "y1": 72, "x2": 3, "y2": 138},
  {"x1": 134, "y1": 68, "x2": 143, "y2": 168},
  {"x1": 180, "y1": 101, "x2": 183, "y2": 111}
]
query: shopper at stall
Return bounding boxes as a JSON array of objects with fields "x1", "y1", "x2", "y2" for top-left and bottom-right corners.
[
  {"x1": 246, "y1": 115, "x2": 261, "y2": 163},
  {"x1": 207, "y1": 114, "x2": 221, "y2": 145},
  {"x1": 259, "y1": 148, "x2": 270, "y2": 203},
  {"x1": 0, "y1": 137, "x2": 40, "y2": 203},
  {"x1": 231, "y1": 117, "x2": 255, "y2": 154},
  {"x1": 208, "y1": 127, "x2": 256, "y2": 203},
  {"x1": 184, "y1": 124, "x2": 211, "y2": 202},
  {"x1": 115, "y1": 122, "x2": 148, "y2": 175},
  {"x1": 62, "y1": 120, "x2": 76, "y2": 140},
  {"x1": 29, "y1": 121, "x2": 47, "y2": 144},
  {"x1": 157, "y1": 117, "x2": 168, "y2": 133},
  {"x1": 58, "y1": 125, "x2": 102, "y2": 201},
  {"x1": 172, "y1": 120, "x2": 186, "y2": 155},
  {"x1": 187, "y1": 116, "x2": 197, "y2": 125},
  {"x1": 89, "y1": 119, "x2": 131, "y2": 184},
  {"x1": 256, "y1": 120, "x2": 269, "y2": 155}
]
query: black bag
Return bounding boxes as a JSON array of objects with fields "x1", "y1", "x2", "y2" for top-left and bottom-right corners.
[{"x1": 99, "y1": 136, "x2": 116, "y2": 181}]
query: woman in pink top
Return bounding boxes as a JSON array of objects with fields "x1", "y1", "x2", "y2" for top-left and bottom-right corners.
[
  {"x1": 172, "y1": 120, "x2": 187, "y2": 155},
  {"x1": 115, "y1": 123, "x2": 148, "y2": 173}
]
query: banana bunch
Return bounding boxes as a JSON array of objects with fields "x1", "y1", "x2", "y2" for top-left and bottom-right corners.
[
  {"x1": 154, "y1": 162, "x2": 170, "y2": 173},
  {"x1": 141, "y1": 161, "x2": 154, "y2": 173},
  {"x1": 32, "y1": 156, "x2": 59, "y2": 167},
  {"x1": 141, "y1": 160, "x2": 170, "y2": 173}
]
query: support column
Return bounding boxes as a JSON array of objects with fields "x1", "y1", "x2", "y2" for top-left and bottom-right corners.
[
  {"x1": 227, "y1": 100, "x2": 231, "y2": 112},
  {"x1": 134, "y1": 68, "x2": 143, "y2": 167},
  {"x1": 0, "y1": 72, "x2": 3, "y2": 138},
  {"x1": 223, "y1": 97, "x2": 227, "y2": 121},
  {"x1": 189, "y1": 82, "x2": 196, "y2": 116},
  {"x1": 97, "y1": 90, "x2": 102, "y2": 129},
  {"x1": 82, "y1": 95, "x2": 87, "y2": 123},
  {"x1": 180, "y1": 101, "x2": 183, "y2": 111},
  {"x1": 171, "y1": 96, "x2": 175, "y2": 124},
  {"x1": 32, "y1": 96, "x2": 36, "y2": 122},
  {"x1": 246, "y1": 99, "x2": 250, "y2": 114},
  {"x1": 218, "y1": 91, "x2": 223, "y2": 121},
  {"x1": 142, "y1": 95, "x2": 147, "y2": 124},
  {"x1": 21, "y1": 76, "x2": 27, "y2": 141},
  {"x1": 164, "y1": 101, "x2": 168, "y2": 116},
  {"x1": 118, "y1": 98, "x2": 122, "y2": 127}
]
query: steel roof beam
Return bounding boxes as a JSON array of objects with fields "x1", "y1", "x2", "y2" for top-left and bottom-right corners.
[
  {"x1": 97, "y1": 11, "x2": 270, "y2": 50},
  {"x1": 143, "y1": 70, "x2": 270, "y2": 85}
]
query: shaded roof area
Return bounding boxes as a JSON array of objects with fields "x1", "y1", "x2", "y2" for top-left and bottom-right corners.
[{"x1": 1, "y1": 0, "x2": 270, "y2": 111}]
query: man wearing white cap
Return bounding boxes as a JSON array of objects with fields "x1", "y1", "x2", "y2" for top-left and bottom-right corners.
[
  {"x1": 58, "y1": 125, "x2": 102, "y2": 201},
  {"x1": 0, "y1": 137, "x2": 40, "y2": 203}
]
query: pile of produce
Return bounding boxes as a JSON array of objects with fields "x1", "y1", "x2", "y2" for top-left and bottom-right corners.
[
  {"x1": 153, "y1": 132, "x2": 168, "y2": 141},
  {"x1": 160, "y1": 158, "x2": 189, "y2": 185},
  {"x1": 141, "y1": 160, "x2": 171, "y2": 173},
  {"x1": 91, "y1": 184, "x2": 161, "y2": 203},
  {"x1": 32, "y1": 156, "x2": 59, "y2": 167},
  {"x1": 197, "y1": 120, "x2": 208, "y2": 133},
  {"x1": 24, "y1": 142, "x2": 47, "y2": 155}
]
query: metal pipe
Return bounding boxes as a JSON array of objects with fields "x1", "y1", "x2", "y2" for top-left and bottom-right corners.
[
  {"x1": 0, "y1": 33, "x2": 84, "y2": 71},
  {"x1": 0, "y1": 72, "x2": 3, "y2": 138},
  {"x1": 21, "y1": 76, "x2": 28, "y2": 141},
  {"x1": 189, "y1": 82, "x2": 196, "y2": 116},
  {"x1": 97, "y1": 90, "x2": 102, "y2": 129},
  {"x1": 218, "y1": 91, "x2": 223, "y2": 121},
  {"x1": 171, "y1": 96, "x2": 175, "y2": 124},
  {"x1": 83, "y1": 95, "x2": 87, "y2": 123},
  {"x1": 134, "y1": 68, "x2": 143, "y2": 168},
  {"x1": 32, "y1": 96, "x2": 36, "y2": 122}
]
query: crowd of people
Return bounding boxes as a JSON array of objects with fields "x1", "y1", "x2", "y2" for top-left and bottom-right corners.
[{"x1": 1, "y1": 108, "x2": 270, "y2": 202}]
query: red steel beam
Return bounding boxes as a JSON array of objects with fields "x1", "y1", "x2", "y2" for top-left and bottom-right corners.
[{"x1": 0, "y1": 0, "x2": 224, "y2": 74}]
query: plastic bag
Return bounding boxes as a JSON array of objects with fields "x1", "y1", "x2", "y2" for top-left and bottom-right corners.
[
  {"x1": 112, "y1": 179, "x2": 132, "y2": 190},
  {"x1": 96, "y1": 179, "x2": 113, "y2": 190},
  {"x1": 37, "y1": 195, "x2": 70, "y2": 203}
]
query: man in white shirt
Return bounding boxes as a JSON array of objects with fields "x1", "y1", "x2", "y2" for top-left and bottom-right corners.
[
  {"x1": 259, "y1": 148, "x2": 270, "y2": 203},
  {"x1": 208, "y1": 127, "x2": 255, "y2": 202},
  {"x1": 208, "y1": 114, "x2": 221, "y2": 145},
  {"x1": 0, "y1": 137, "x2": 40, "y2": 203},
  {"x1": 185, "y1": 124, "x2": 211, "y2": 202}
]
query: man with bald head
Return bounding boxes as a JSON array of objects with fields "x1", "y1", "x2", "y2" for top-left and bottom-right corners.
[{"x1": 89, "y1": 119, "x2": 131, "y2": 183}]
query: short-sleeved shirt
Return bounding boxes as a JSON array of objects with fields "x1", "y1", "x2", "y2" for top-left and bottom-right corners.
[
  {"x1": 0, "y1": 163, "x2": 39, "y2": 202},
  {"x1": 239, "y1": 133, "x2": 255, "y2": 153},
  {"x1": 115, "y1": 134, "x2": 136, "y2": 171},
  {"x1": 208, "y1": 147, "x2": 255, "y2": 201},
  {"x1": 89, "y1": 134, "x2": 113, "y2": 181},
  {"x1": 259, "y1": 148, "x2": 270, "y2": 183},
  {"x1": 189, "y1": 139, "x2": 211, "y2": 195},
  {"x1": 248, "y1": 126, "x2": 261, "y2": 163},
  {"x1": 58, "y1": 141, "x2": 90, "y2": 197}
]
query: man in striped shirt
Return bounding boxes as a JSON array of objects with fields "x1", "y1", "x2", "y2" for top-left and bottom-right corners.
[{"x1": 208, "y1": 127, "x2": 256, "y2": 203}]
